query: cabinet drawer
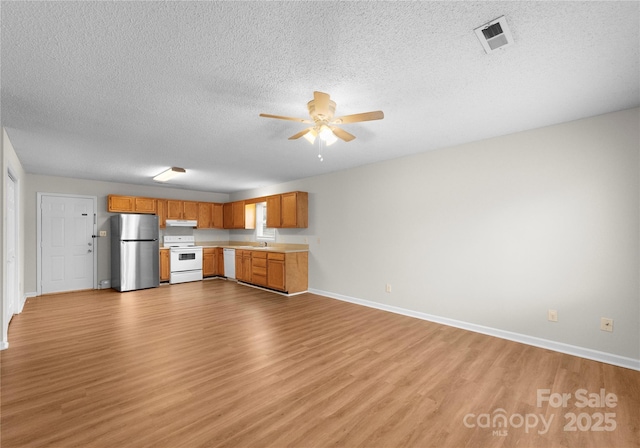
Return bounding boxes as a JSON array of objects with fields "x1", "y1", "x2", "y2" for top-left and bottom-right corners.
[
  {"x1": 252, "y1": 258, "x2": 267, "y2": 268},
  {"x1": 267, "y1": 253, "x2": 285, "y2": 261},
  {"x1": 252, "y1": 251, "x2": 267, "y2": 259},
  {"x1": 252, "y1": 266, "x2": 267, "y2": 276},
  {"x1": 252, "y1": 273, "x2": 267, "y2": 285}
]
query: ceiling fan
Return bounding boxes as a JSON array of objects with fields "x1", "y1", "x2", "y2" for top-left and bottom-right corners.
[{"x1": 260, "y1": 91, "x2": 384, "y2": 145}]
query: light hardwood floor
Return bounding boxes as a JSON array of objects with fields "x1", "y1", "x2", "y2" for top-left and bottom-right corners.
[{"x1": 1, "y1": 280, "x2": 639, "y2": 447}]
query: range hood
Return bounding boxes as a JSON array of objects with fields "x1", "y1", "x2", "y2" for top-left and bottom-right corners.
[{"x1": 165, "y1": 219, "x2": 198, "y2": 227}]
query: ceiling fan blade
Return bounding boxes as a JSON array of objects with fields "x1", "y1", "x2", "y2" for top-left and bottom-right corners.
[
  {"x1": 288, "y1": 127, "x2": 314, "y2": 140},
  {"x1": 260, "y1": 113, "x2": 312, "y2": 124},
  {"x1": 331, "y1": 110, "x2": 384, "y2": 124},
  {"x1": 313, "y1": 91, "x2": 331, "y2": 117},
  {"x1": 330, "y1": 126, "x2": 356, "y2": 142}
]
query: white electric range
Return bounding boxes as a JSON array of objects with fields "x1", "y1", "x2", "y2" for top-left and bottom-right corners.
[{"x1": 163, "y1": 236, "x2": 203, "y2": 284}]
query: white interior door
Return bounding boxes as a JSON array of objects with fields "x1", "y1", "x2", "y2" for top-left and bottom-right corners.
[
  {"x1": 5, "y1": 173, "x2": 17, "y2": 322},
  {"x1": 40, "y1": 195, "x2": 96, "y2": 294}
]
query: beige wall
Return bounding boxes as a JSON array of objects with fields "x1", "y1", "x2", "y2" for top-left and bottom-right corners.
[
  {"x1": 23, "y1": 176, "x2": 230, "y2": 293},
  {"x1": 233, "y1": 108, "x2": 640, "y2": 360}
]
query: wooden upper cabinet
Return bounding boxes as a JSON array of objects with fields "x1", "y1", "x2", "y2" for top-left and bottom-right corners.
[
  {"x1": 198, "y1": 203, "x2": 212, "y2": 229},
  {"x1": 156, "y1": 199, "x2": 167, "y2": 228},
  {"x1": 265, "y1": 192, "x2": 308, "y2": 228},
  {"x1": 281, "y1": 192, "x2": 307, "y2": 228},
  {"x1": 232, "y1": 201, "x2": 245, "y2": 228},
  {"x1": 223, "y1": 203, "x2": 233, "y2": 229},
  {"x1": 135, "y1": 197, "x2": 157, "y2": 214},
  {"x1": 166, "y1": 200, "x2": 198, "y2": 220},
  {"x1": 224, "y1": 201, "x2": 246, "y2": 229},
  {"x1": 166, "y1": 200, "x2": 184, "y2": 219},
  {"x1": 108, "y1": 195, "x2": 157, "y2": 214},
  {"x1": 108, "y1": 191, "x2": 307, "y2": 228},
  {"x1": 212, "y1": 203, "x2": 224, "y2": 229},
  {"x1": 266, "y1": 195, "x2": 282, "y2": 228},
  {"x1": 183, "y1": 201, "x2": 198, "y2": 220},
  {"x1": 108, "y1": 195, "x2": 135, "y2": 212}
]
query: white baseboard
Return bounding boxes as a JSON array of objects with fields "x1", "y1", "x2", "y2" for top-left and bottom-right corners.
[
  {"x1": 0, "y1": 341, "x2": 8, "y2": 350},
  {"x1": 18, "y1": 292, "x2": 36, "y2": 314},
  {"x1": 308, "y1": 288, "x2": 640, "y2": 372}
]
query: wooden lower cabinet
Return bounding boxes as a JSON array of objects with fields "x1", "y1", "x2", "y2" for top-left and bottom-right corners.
[
  {"x1": 160, "y1": 249, "x2": 170, "y2": 282},
  {"x1": 235, "y1": 250, "x2": 253, "y2": 282},
  {"x1": 266, "y1": 253, "x2": 285, "y2": 291},
  {"x1": 203, "y1": 247, "x2": 225, "y2": 277},
  {"x1": 236, "y1": 250, "x2": 308, "y2": 294},
  {"x1": 203, "y1": 248, "x2": 216, "y2": 277},
  {"x1": 251, "y1": 252, "x2": 267, "y2": 286}
]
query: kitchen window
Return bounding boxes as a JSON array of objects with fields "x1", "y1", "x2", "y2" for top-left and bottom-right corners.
[{"x1": 256, "y1": 202, "x2": 275, "y2": 241}]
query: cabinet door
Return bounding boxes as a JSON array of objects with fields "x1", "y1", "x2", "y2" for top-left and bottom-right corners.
[
  {"x1": 281, "y1": 192, "x2": 308, "y2": 228},
  {"x1": 281, "y1": 193, "x2": 298, "y2": 227},
  {"x1": 235, "y1": 250, "x2": 244, "y2": 280},
  {"x1": 212, "y1": 203, "x2": 224, "y2": 229},
  {"x1": 216, "y1": 248, "x2": 225, "y2": 276},
  {"x1": 156, "y1": 199, "x2": 167, "y2": 228},
  {"x1": 223, "y1": 203, "x2": 233, "y2": 229},
  {"x1": 108, "y1": 195, "x2": 135, "y2": 212},
  {"x1": 134, "y1": 197, "x2": 157, "y2": 214},
  {"x1": 232, "y1": 201, "x2": 245, "y2": 228},
  {"x1": 203, "y1": 248, "x2": 215, "y2": 277},
  {"x1": 267, "y1": 253, "x2": 286, "y2": 291},
  {"x1": 166, "y1": 200, "x2": 184, "y2": 219},
  {"x1": 243, "y1": 251, "x2": 252, "y2": 282},
  {"x1": 160, "y1": 249, "x2": 170, "y2": 282},
  {"x1": 266, "y1": 195, "x2": 281, "y2": 228},
  {"x1": 198, "y1": 203, "x2": 213, "y2": 228},
  {"x1": 182, "y1": 201, "x2": 198, "y2": 220}
]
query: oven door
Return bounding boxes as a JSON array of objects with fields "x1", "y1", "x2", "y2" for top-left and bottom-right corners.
[{"x1": 170, "y1": 247, "x2": 203, "y2": 272}]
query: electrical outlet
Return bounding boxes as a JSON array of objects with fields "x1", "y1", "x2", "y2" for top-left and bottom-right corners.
[
  {"x1": 99, "y1": 230, "x2": 107, "y2": 237},
  {"x1": 600, "y1": 318, "x2": 613, "y2": 332},
  {"x1": 385, "y1": 284, "x2": 392, "y2": 293},
  {"x1": 548, "y1": 309, "x2": 558, "y2": 322}
]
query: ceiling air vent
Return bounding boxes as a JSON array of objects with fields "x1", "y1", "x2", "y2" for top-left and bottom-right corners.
[{"x1": 474, "y1": 16, "x2": 513, "y2": 53}]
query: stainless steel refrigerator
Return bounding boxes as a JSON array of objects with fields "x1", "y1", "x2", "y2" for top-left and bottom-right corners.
[{"x1": 111, "y1": 214, "x2": 159, "y2": 292}]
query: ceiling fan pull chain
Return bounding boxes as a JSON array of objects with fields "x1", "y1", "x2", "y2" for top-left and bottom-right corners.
[{"x1": 318, "y1": 139, "x2": 324, "y2": 162}]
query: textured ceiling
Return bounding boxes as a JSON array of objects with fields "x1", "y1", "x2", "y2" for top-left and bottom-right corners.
[{"x1": 1, "y1": 1, "x2": 638, "y2": 193}]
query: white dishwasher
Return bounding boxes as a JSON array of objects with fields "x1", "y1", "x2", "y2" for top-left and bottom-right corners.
[{"x1": 223, "y1": 248, "x2": 236, "y2": 279}]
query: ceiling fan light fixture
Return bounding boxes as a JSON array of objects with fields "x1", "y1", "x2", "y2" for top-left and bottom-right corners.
[
  {"x1": 319, "y1": 125, "x2": 337, "y2": 146},
  {"x1": 303, "y1": 129, "x2": 318, "y2": 144},
  {"x1": 153, "y1": 167, "x2": 186, "y2": 182}
]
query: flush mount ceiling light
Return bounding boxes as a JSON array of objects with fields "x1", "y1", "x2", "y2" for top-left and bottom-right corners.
[
  {"x1": 153, "y1": 167, "x2": 186, "y2": 182},
  {"x1": 260, "y1": 91, "x2": 384, "y2": 145}
]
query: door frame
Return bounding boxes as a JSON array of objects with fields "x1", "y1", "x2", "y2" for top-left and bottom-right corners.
[
  {"x1": 5, "y1": 169, "x2": 18, "y2": 318},
  {"x1": 36, "y1": 192, "x2": 98, "y2": 296}
]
